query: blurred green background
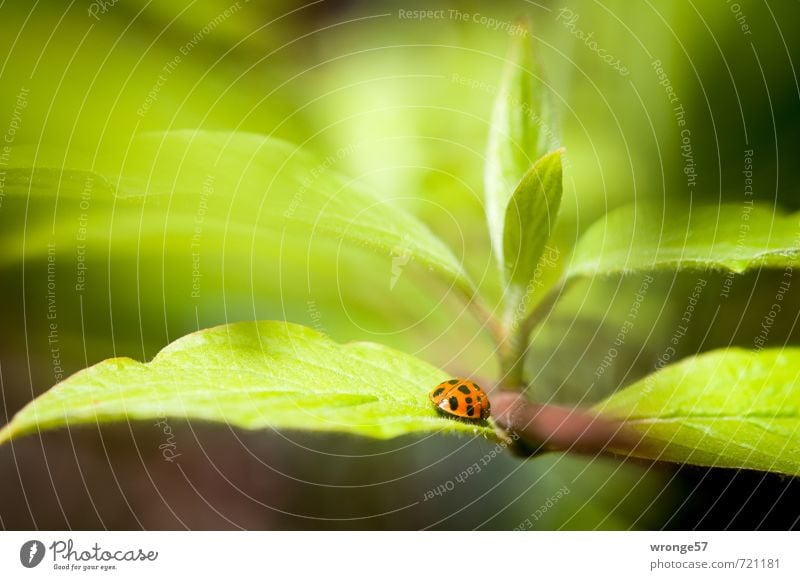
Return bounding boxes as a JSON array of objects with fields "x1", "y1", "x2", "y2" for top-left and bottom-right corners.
[{"x1": 0, "y1": 0, "x2": 798, "y2": 529}]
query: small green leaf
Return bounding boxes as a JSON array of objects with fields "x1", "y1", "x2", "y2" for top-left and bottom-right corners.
[
  {"x1": 485, "y1": 17, "x2": 556, "y2": 270},
  {"x1": 595, "y1": 348, "x2": 800, "y2": 475},
  {"x1": 569, "y1": 204, "x2": 800, "y2": 278},
  {"x1": 0, "y1": 322, "x2": 498, "y2": 443},
  {"x1": 503, "y1": 149, "x2": 563, "y2": 288}
]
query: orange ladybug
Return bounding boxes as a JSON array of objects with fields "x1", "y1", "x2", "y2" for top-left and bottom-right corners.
[{"x1": 429, "y1": 378, "x2": 491, "y2": 421}]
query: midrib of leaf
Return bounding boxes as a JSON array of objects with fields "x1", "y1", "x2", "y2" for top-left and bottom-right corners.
[{"x1": 620, "y1": 414, "x2": 800, "y2": 423}]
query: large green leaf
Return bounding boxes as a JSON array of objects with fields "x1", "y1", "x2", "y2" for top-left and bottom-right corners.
[
  {"x1": 595, "y1": 348, "x2": 800, "y2": 475},
  {"x1": 503, "y1": 149, "x2": 563, "y2": 288},
  {"x1": 2, "y1": 131, "x2": 474, "y2": 294},
  {"x1": 0, "y1": 321, "x2": 498, "y2": 443},
  {"x1": 0, "y1": 131, "x2": 482, "y2": 366},
  {"x1": 569, "y1": 204, "x2": 800, "y2": 278},
  {"x1": 484, "y1": 17, "x2": 556, "y2": 270}
]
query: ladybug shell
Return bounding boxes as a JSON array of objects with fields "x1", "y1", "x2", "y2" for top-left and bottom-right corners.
[{"x1": 429, "y1": 378, "x2": 490, "y2": 421}]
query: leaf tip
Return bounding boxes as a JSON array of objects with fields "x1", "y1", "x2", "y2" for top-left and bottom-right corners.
[
  {"x1": 512, "y1": 14, "x2": 533, "y2": 31},
  {"x1": 0, "y1": 423, "x2": 15, "y2": 447},
  {"x1": 542, "y1": 147, "x2": 566, "y2": 162}
]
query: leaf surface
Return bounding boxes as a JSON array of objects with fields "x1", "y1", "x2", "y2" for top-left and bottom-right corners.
[
  {"x1": 485, "y1": 18, "x2": 556, "y2": 269},
  {"x1": 1, "y1": 131, "x2": 474, "y2": 293},
  {"x1": 503, "y1": 149, "x2": 563, "y2": 288},
  {"x1": 595, "y1": 348, "x2": 800, "y2": 475},
  {"x1": 569, "y1": 204, "x2": 800, "y2": 278}
]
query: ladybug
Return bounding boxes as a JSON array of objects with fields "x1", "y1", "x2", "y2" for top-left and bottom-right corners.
[{"x1": 429, "y1": 378, "x2": 491, "y2": 421}]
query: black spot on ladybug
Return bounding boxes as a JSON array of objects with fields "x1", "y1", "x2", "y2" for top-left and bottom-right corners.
[
  {"x1": 447, "y1": 379, "x2": 459, "y2": 385},
  {"x1": 457, "y1": 385, "x2": 471, "y2": 395},
  {"x1": 465, "y1": 397, "x2": 473, "y2": 403},
  {"x1": 473, "y1": 384, "x2": 481, "y2": 391},
  {"x1": 466, "y1": 405, "x2": 475, "y2": 416},
  {"x1": 432, "y1": 387, "x2": 445, "y2": 398},
  {"x1": 448, "y1": 396, "x2": 459, "y2": 411}
]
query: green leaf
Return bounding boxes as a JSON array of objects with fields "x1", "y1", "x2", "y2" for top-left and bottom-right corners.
[
  {"x1": 485, "y1": 17, "x2": 556, "y2": 270},
  {"x1": 594, "y1": 348, "x2": 800, "y2": 475},
  {"x1": 0, "y1": 321, "x2": 498, "y2": 443},
  {"x1": 569, "y1": 204, "x2": 800, "y2": 278},
  {"x1": 0, "y1": 133, "x2": 493, "y2": 379},
  {"x1": 503, "y1": 149, "x2": 564, "y2": 288}
]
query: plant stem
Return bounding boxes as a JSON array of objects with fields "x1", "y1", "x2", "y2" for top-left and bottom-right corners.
[
  {"x1": 498, "y1": 324, "x2": 527, "y2": 390},
  {"x1": 499, "y1": 276, "x2": 571, "y2": 390},
  {"x1": 457, "y1": 276, "x2": 571, "y2": 392}
]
